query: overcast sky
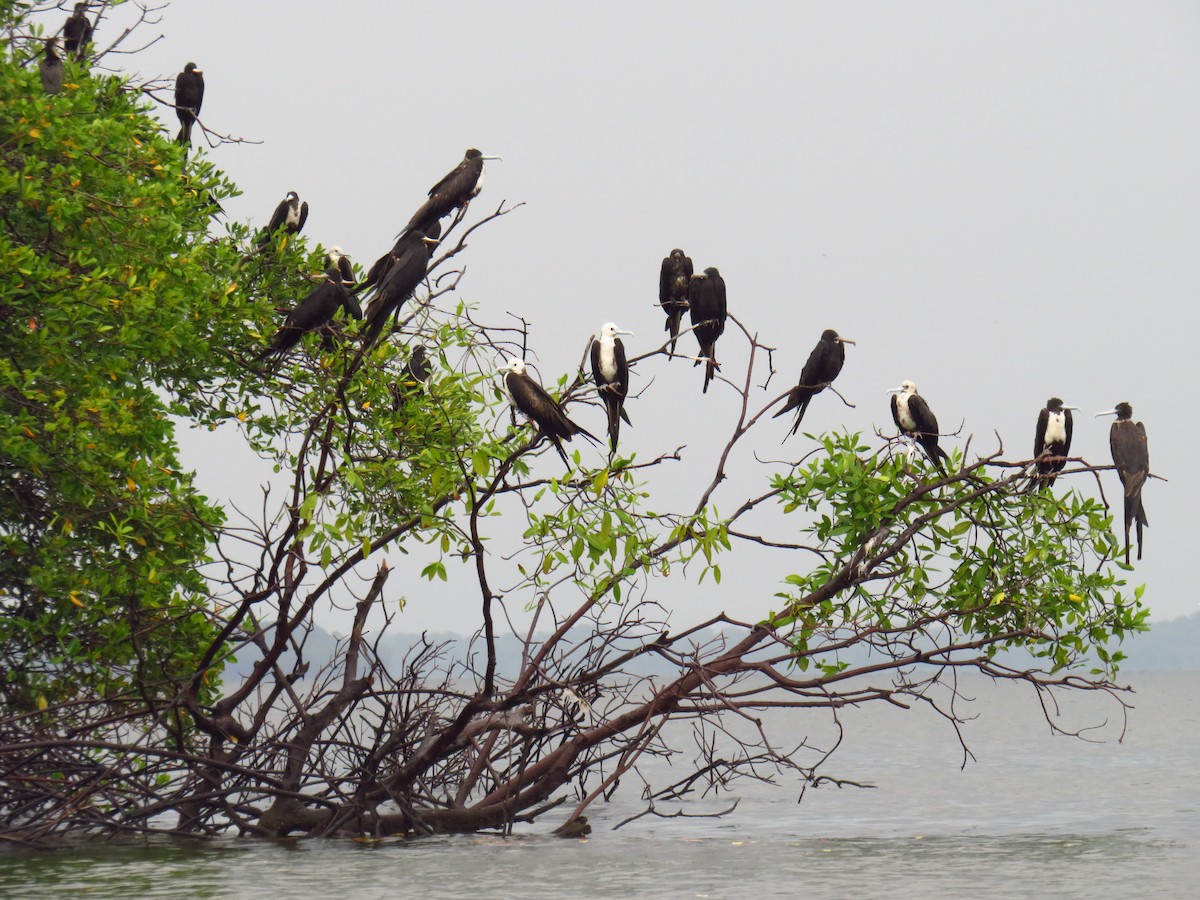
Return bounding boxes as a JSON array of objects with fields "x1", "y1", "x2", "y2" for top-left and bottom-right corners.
[{"x1": 62, "y1": 1, "x2": 1200, "y2": 629}]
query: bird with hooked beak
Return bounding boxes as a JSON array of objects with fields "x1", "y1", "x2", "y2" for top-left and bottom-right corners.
[
  {"x1": 406, "y1": 148, "x2": 502, "y2": 235},
  {"x1": 1033, "y1": 397, "x2": 1078, "y2": 490},
  {"x1": 889, "y1": 380, "x2": 949, "y2": 472},
  {"x1": 591, "y1": 322, "x2": 634, "y2": 453},
  {"x1": 1096, "y1": 402, "x2": 1149, "y2": 564},
  {"x1": 257, "y1": 191, "x2": 309, "y2": 251},
  {"x1": 500, "y1": 359, "x2": 598, "y2": 469},
  {"x1": 775, "y1": 329, "x2": 855, "y2": 438}
]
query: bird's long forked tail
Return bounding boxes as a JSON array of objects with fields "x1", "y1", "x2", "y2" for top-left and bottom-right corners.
[
  {"x1": 1123, "y1": 472, "x2": 1149, "y2": 564},
  {"x1": 665, "y1": 307, "x2": 685, "y2": 357}
]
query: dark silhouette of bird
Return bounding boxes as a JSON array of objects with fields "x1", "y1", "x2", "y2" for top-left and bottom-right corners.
[
  {"x1": 659, "y1": 249, "x2": 693, "y2": 356},
  {"x1": 889, "y1": 380, "x2": 949, "y2": 472},
  {"x1": 405, "y1": 148, "x2": 501, "y2": 234},
  {"x1": 62, "y1": 3, "x2": 92, "y2": 61},
  {"x1": 390, "y1": 345, "x2": 433, "y2": 410},
  {"x1": 591, "y1": 322, "x2": 633, "y2": 453},
  {"x1": 359, "y1": 219, "x2": 440, "y2": 296},
  {"x1": 689, "y1": 267, "x2": 727, "y2": 394},
  {"x1": 1033, "y1": 397, "x2": 1078, "y2": 489},
  {"x1": 775, "y1": 329, "x2": 855, "y2": 437},
  {"x1": 361, "y1": 230, "x2": 437, "y2": 344},
  {"x1": 500, "y1": 358, "x2": 598, "y2": 468},
  {"x1": 259, "y1": 257, "x2": 360, "y2": 359},
  {"x1": 1097, "y1": 402, "x2": 1149, "y2": 564},
  {"x1": 174, "y1": 62, "x2": 204, "y2": 146},
  {"x1": 256, "y1": 192, "x2": 308, "y2": 250},
  {"x1": 39, "y1": 38, "x2": 63, "y2": 95}
]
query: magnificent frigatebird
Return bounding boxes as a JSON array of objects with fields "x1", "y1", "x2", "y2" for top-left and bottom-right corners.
[
  {"x1": 405, "y1": 148, "x2": 501, "y2": 234},
  {"x1": 39, "y1": 38, "x2": 63, "y2": 95},
  {"x1": 889, "y1": 380, "x2": 949, "y2": 472},
  {"x1": 591, "y1": 322, "x2": 633, "y2": 453},
  {"x1": 259, "y1": 256, "x2": 360, "y2": 359},
  {"x1": 689, "y1": 267, "x2": 727, "y2": 394},
  {"x1": 361, "y1": 230, "x2": 437, "y2": 344},
  {"x1": 257, "y1": 192, "x2": 308, "y2": 250},
  {"x1": 174, "y1": 62, "x2": 204, "y2": 147},
  {"x1": 774, "y1": 329, "x2": 855, "y2": 437},
  {"x1": 500, "y1": 358, "x2": 598, "y2": 468},
  {"x1": 359, "y1": 219, "x2": 441, "y2": 296},
  {"x1": 659, "y1": 249, "x2": 693, "y2": 356},
  {"x1": 1096, "y1": 402, "x2": 1149, "y2": 564},
  {"x1": 62, "y1": 3, "x2": 92, "y2": 61},
  {"x1": 1033, "y1": 397, "x2": 1078, "y2": 489}
]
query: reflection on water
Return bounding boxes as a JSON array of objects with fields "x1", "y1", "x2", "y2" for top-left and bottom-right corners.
[{"x1": 1, "y1": 672, "x2": 1195, "y2": 899}]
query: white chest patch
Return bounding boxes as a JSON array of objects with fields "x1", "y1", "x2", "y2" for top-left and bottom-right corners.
[
  {"x1": 1044, "y1": 411, "x2": 1067, "y2": 445},
  {"x1": 895, "y1": 394, "x2": 918, "y2": 431},
  {"x1": 598, "y1": 340, "x2": 618, "y2": 382},
  {"x1": 472, "y1": 166, "x2": 485, "y2": 198},
  {"x1": 286, "y1": 204, "x2": 301, "y2": 226}
]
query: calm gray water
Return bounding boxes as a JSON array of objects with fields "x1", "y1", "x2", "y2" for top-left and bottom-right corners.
[{"x1": 2, "y1": 671, "x2": 1196, "y2": 899}]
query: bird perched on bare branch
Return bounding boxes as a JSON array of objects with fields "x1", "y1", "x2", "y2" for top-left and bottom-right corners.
[
  {"x1": 500, "y1": 359, "x2": 598, "y2": 468},
  {"x1": 405, "y1": 148, "x2": 501, "y2": 235},
  {"x1": 174, "y1": 62, "x2": 204, "y2": 146},
  {"x1": 591, "y1": 322, "x2": 633, "y2": 453},
  {"x1": 62, "y1": 3, "x2": 92, "y2": 61},
  {"x1": 889, "y1": 380, "x2": 949, "y2": 472},
  {"x1": 659, "y1": 249, "x2": 692, "y2": 356},
  {"x1": 689, "y1": 267, "x2": 726, "y2": 393},
  {"x1": 775, "y1": 329, "x2": 855, "y2": 437},
  {"x1": 1097, "y1": 402, "x2": 1149, "y2": 564}
]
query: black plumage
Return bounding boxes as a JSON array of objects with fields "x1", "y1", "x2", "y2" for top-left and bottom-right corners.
[
  {"x1": 360, "y1": 219, "x2": 440, "y2": 295},
  {"x1": 39, "y1": 38, "x2": 63, "y2": 95},
  {"x1": 591, "y1": 322, "x2": 633, "y2": 453},
  {"x1": 405, "y1": 148, "x2": 500, "y2": 234},
  {"x1": 889, "y1": 380, "x2": 949, "y2": 472},
  {"x1": 259, "y1": 262, "x2": 359, "y2": 359},
  {"x1": 174, "y1": 62, "x2": 204, "y2": 146},
  {"x1": 659, "y1": 249, "x2": 693, "y2": 356},
  {"x1": 501, "y1": 359, "x2": 598, "y2": 468},
  {"x1": 62, "y1": 3, "x2": 92, "y2": 61},
  {"x1": 1033, "y1": 397, "x2": 1077, "y2": 489},
  {"x1": 774, "y1": 329, "x2": 855, "y2": 437},
  {"x1": 390, "y1": 345, "x2": 433, "y2": 410},
  {"x1": 324, "y1": 247, "x2": 356, "y2": 289},
  {"x1": 257, "y1": 192, "x2": 308, "y2": 250},
  {"x1": 1099, "y1": 402, "x2": 1149, "y2": 564},
  {"x1": 361, "y1": 230, "x2": 437, "y2": 344},
  {"x1": 689, "y1": 267, "x2": 727, "y2": 394}
]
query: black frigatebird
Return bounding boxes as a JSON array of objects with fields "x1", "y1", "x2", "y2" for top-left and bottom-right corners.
[
  {"x1": 390, "y1": 345, "x2": 433, "y2": 410},
  {"x1": 1033, "y1": 397, "x2": 1078, "y2": 489},
  {"x1": 174, "y1": 62, "x2": 204, "y2": 147},
  {"x1": 361, "y1": 230, "x2": 437, "y2": 344},
  {"x1": 405, "y1": 148, "x2": 501, "y2": 234},
  {"x1": 590, "y1": 322, "x2": 633, "y2": 453},
  {"x1": 774, "y1": 329, "x2": 855, "y2": 437},
  {"x1": 500, "y1": 358, "x2": 598, "y2": 468},
  {"x1": 257, "y1": 192, "x2": 308, "y2": 250},
  {"x1": 259, "y1": 255, "x2": 360, "y2": 359},
  {"x1": 1096, "y1": 402, "x2": 1149, "y2": 564},
  {"x1": 659, "y1": 249, "x2": 693, "y2": 356},
  {"x1": 689, "y1": 267, "x2": 727, "y2": 394},
  {"x1": 39, "y1": 38, "x2": 63, "y2": 95},
  {"x1": 889, "y1": 380, "x2": 949, "y2": 472},
  {"x1": 63, "y1": 3, "x2": 92, "y2": 61}
]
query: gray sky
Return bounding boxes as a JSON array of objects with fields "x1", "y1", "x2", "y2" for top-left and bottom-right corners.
[{"x1": 77, "y1": 1, "x2": 1200, "y2": 628}]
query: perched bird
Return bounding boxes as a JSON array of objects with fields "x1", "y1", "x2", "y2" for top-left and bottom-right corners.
[
  {"x1": 1097, "y1": 402, "x2": 1149, "y2": 564},
  {"x1": 39, "y1": 38, "x2": 63, "y2": 95},
  {"x1": 259, "y1": 258, "x2": 360, "y2": 359},
  {"x1": 174, "y1": 62, "x2": 204, "y2": 147},
  {"x1": 659, "y1": 249, "x2": 693, "y2": 355},
  {"x1": 62, "y1": 3, "x2": 92, "y2": 61},
  {"x1": 590, "y1": 322, "x2": 633, "y2": 453},
  {"x1": 257, "y1": 192, "x2": 308, "y2": 250},
  {"x1": 1032, "y1": 397, "x2": 1078, "y2": 489},
  {"x1": 405, "y1": 148, "x2": 501, "y2": 234},
  {"x1": 325, "y1": 246, "x2": 356, "y2": 289},
  {"x1": 361, "y1": 220, "x2": 440, "y2": 294},
  {"x1": 390, "y1": 345, "x2": 433, "y2": 410},
  {"x1": 774, "y1": 329, "x2": 855, "y2": 437},
  {"x1": 361, "y1": 230, "x2": 437, "y2": 344},
  {"x1": 889, "y1": 380, "x2": 949, "y2": 472},
  {"x1": 500, "y1": 358, "x2": 598, "y2": 468},
  {"x1": 689, "y1": 267, "x2": 727, "y2": 394}
]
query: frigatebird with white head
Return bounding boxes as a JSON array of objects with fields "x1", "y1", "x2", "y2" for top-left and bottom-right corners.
[
  {"x1": 889, "y1": 380, "x2": 949, "y2": 472},
  {"x1": 500, "y1": 359, "x2": 598, "y2": 468},
  {"x1": 689, "y1": 267, "x2": 727, "y2": 394},
  {"x1": 591, "y1": 322, "x2": 633, "y2": 452},
  {"x1": 659, "y1": 249, "x2": 693, "y2": 356},
  {"x1": 1096, "y1": 402, "x2": 1149, "y2": 564},
  {"x1": 1033, "y1": 397, "x2": 1078, "y2": 489},
  {"x1": 775, "y1": 329, "x2": 855, "y2": 437},
  {"x1": 406, "y1": 148, "x2": 501, "y2": 234}
]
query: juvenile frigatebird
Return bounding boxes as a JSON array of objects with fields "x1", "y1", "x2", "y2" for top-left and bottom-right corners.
[
  {"x1": 257, "y1": 192, "x2": 308, "y2": 250},
  {"x1": 1096, "y1": 402, "x2": 1149, "y2": 564},
  {"x1": 659, "y1": 249, "x2": 693, "y2": 356},
  {"x1": 259, "y1": 256, "x2": 360, "y2": 359},
  {"x1": 689, "y1": 267, "x2": 727, "y2": 394},
  {"x1": 1033, "y1": 397, "x2": 1078, "y2": 489},
  {"x1": 889, "y1": 380, "x2": 949, "y2": 472},
  {"x1": 390, "y1": 345, "x2": 433, "y2": 410},
  {"x1": 174, "y1": 62, "x2": 204, "y2": 146},
  {"x1": 591, "y1": 322, "x2": 633, "y2": 453},
  {"x1": 361, "y1": 230, "x2": 437, "y2": 344},
  {"x1": 774, "y1": 329, "x2": 855, "y2": 437},
  {"x1": 39, "y1": 38, "x2": 63, "y2": 95},
  {"x1": 62, "y1": 3, "x2": 92, "y2": 61},
  {"x1": 405, "y1": 148, "x2": 501, "y2": 234},
  {"x1": 500, "y1": 358, "x2": 598, "y2": 468},
  {"x1": 325, "y1": 246, "x2": 356, "y2": 289}
]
